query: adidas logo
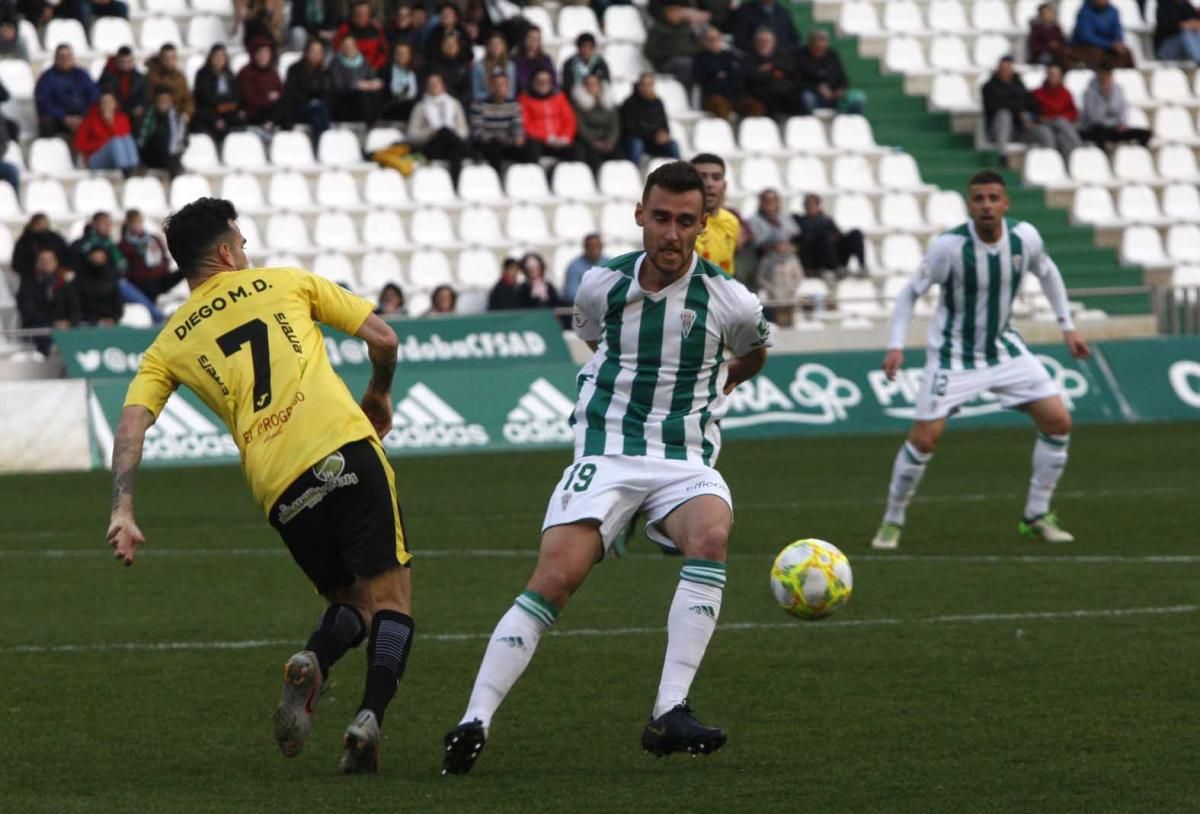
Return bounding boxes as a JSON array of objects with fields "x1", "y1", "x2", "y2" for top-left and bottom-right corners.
[
  {"x1": 94, "y1": 392, "x2": 237, "y2": 463},
  {"x1": 688, "y1": 604, "x2": 716, "y2": 619},
  {"x1": 502, "y1": 377, "x2": 575, "y2": 445},
  {"x1": 384, "y1": 382, "x2": 489, "y2": 450},
  {"x1": 495, "y1": 635, "x2": 525, "y2": 648}
]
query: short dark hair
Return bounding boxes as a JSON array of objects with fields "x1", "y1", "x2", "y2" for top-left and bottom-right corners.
[
  {"x1": 116, "y1": 45, "x2": 133, "y2": 57},
  {"x1": 159, "y1": 43, "x2": 176, "y2": 54},
  {"x1": 576, "y1": 32, "x2": 596, "y2": 48},
  {"x1": 690, "y1": 153, "x2": 726, "y2": 171},
  {"x1": 163, "y1": 197, "x2": 239, "y2": 278},
  {"x1": 968, "y1": 169, "x2": 1007, "y2": 188},
  {"x1": 642, "y1": 160, "x2": 706, "y2": 203},
  {"x1": 583, "y1": 232, "x2": 601, "y2": 243}
]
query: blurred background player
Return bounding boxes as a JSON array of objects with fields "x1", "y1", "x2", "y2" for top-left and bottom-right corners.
[
  {"x1": 690, "y1": 153, "x2": 744, "y2": 278},
  {"x1": 442, "y1": 162, "x2": 771, "y2": 774},
  {"x1": 871, "y1": 171, "x2": 1090, "y2": 551},
  {"x1": 104, "y1": 198, "x2": 413, "y2": 775}
]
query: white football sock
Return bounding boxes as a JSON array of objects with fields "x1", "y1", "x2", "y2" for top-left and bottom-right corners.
[
  {"x1": 1025, "y1": 432, "x2": 1069, "y2": 520},
  {"x1": 653, "y1": 560, "x2": 725, "y2": 719},
  {"x1": 883, "y1": 441, "x2": 932, "y2": 526},
  {"x1": 460, "y1": 591, "x2": 556, "y2": 730}
]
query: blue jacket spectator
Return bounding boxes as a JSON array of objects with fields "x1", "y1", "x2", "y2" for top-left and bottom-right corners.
[
  {"x1": 562, "y1": 234, "x2": 607, "y2": 303},
  {"x1": 35, "y1": 45, "x2": 100, "y2": 138},
  {"x1": 729, "y1": 0, "x2": 800, "y2": 55},
  {"x1": 1071, "y1": 0, "x2": 1134, "y2": 67}
]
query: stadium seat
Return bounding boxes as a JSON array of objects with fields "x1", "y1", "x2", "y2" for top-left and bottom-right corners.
[
  {"x1": 929, "y1": 73, "x2": 976, "y2": 112},
  {"x1": 312, "y1": 252, "x2": 357, "y2": 289},
  {"x1": 1119, "y1": 224, "x2": 1171, "y2": 267},
  {"x1": 602, "y1": 43, "x2": 646, "y2": 82},
  {"x1": 315, "y1": 169, "x2": 363, "y2": 211},
  {"x1": 1111, "y1": 145, "x2": 1157, "y2": 185},
  {"x1": 24, "y1": 179, "x2": 70, "y2": 218},
  {"x1": 925, "y1": 190, "x2": 967, "y2": 229},
  {"x1": 457, "y1": 206, "x2": 506, "y2": 247},
  {"x1": 266, "y1": 212, "x2": 312, "y2": 251},
  {"x1": 363, "y1": 167, "x2": 411, "y2": 209},
  {"x1": 784, "y1": 117, "x2": 832, "y2": 155},
  {"x1": 838, "y1": 0, "x2": 883, "y2": 37},
  {"x1": 192, "y1": 0, "x2": 234, "y2": 14},
  {"x1": 313, "y1": 212, "x2": 359, "y2": 252},
  {"x1": 598, "y1": 160, "x2": 642, "y2": 200},
  {"x1": 1163, "y1": 183, "x2": 1200, "y2": 222},
  {"x1": 1172, "y1": 265, "x2": 1200, "y2": 287},
  {"x1": 17, "y1": 20, "x2": 42, "y2": 60},
  {"x1": 785, "y1": 155, "x2": 832, "y2": 196},
  {"x1": 145, "y1": 0, "x2": 189, "y2": 14},
  {"x1": 692, "y1": 117, "x2": 739, "y2": 158},
  {"x1": 520, "y1": 7, "x2": 558, "y2": 45},
  {"x1": 181, "y1": 133, "x2": 222, "y2": 174},
  {"x1": 1022, "y1": 147, "x2": 1069, "y2": 188},
  {"x1": 269, "y1": 131, "x2": 318, "y2": 169},
  {"x1": 1068, "y1": 147, "x2": 1115, "y2": 185},
  {"x1": 738, "y1": 117, "x2": 785, "y2": 156},
  {"x1": 410, "y1": 207, "x2": 458, "y2": 248},
  {"x1": 600, "y1": 201, "x2": 641, "y2": 242},
  {"x1": 883, "y1": 0, "x2": 927, "y2": 35},
  {"x1": 878, "y1": 152, "x2": 930, "y2": 192},
  {"x1": 655, "y1": 77, "x2": 700, "y2": 122},
  {"x1": 603, "y1": 5, "x2": 646, "y2": 43},
  {"x1": 831, "y1": 193, "x2": 879, "y2": 234},
  {"x1": 552, "y1": 202, "x2": 596, "y2": 241},
  {"x1": 0, "y1": 59, "x2": 34, "y2": 102},
  {"x1": 44, "y1": 19, "x2": 90, "y2": 56},
  {"x1": 830, "y1": 115, "x2": 879, "y2": 152},
  {"x1": 28, "y1": 138, "x2": 76, "y2": 177},
  {"x1": 71, "y1": 177, "x2": 118, "y2": 217},
  {"x1": 92, "y1": 17, "x2": 136, "y2": 53},
  {"x1": 456, "y1": 247, "x2": 500, "y2": 289},
  {"x1": 831, "y1": 154, "x2": 877, "y2": 192},
  {"x1": 317, "y1": 129, "x2": 364, "y2": 166},
  {"x1": 1071, "y1": 185, "x2": 1119, "y2": 227},
  {"x1": 364, "y1": 127, "x2": 404, "y2": 153},
  {"x1": 738, "y1": 156, "x2": 783, "y2": 194},
  {"x1": 222, "y1": 132, "x2": 268, "y2": 171},
  {"x1": 971, "y1": 0, "x2": 1018, "y2": 33},
  {"x1": 220, "y1": 172, "x2": 268, "y2": 214},
  {"x1": 238, "y1": 216, "x2": 264, "y2": 254},
  {"x1": 550, "y1": 161, "x2": 601, "y2": 202},
  {"x1": 140, "y1": 17, "x2": 184, "y2": 53},
  {"x1": 407, "y1": 248, "x2": 453, "y2": 290},
  {"x1": 362, "y1": 209, "x2": 409, "y2": 251},
  {"x1": 972, "y1": 33, "x2": 1012, "y2": 70},
  {"x1": 120, "y1": 302, "x2": 155, "y2": 328},
  {"x1": 1154, "y1": 106, "x2": 1200, "y2": 145},
  {"x1": 880, "y1": 234, "x2": 924, "y2": 274},
  {"x1": 557, "y1": 6, "x2": 601, "y2": 43},
  {"x1": 879, "y1": 192, "x2": 926, "y2": 231},
  {"x1": 1117, "y1": 185, "x2": 1166, "y2": 225},
  {"x1": 411, "y1": 166, "x2": 458, "y2": 207},
  {"x1": 505, "y1": 203, "x2": 550, "y2": 244},
  {"x1": 359, "y1": 251, "x2": 404, "y2": 294},
  {"x1": 263, "y1": 253, "x2": 303, "y2": 269},
  {"x1": 121, "y1": 176, "x2": 169, "y2": 218},
  {"x1": 267, "y1": 171, "x2": 315, "y2": 212},
  {"x1": 1156, "y1": 144, "x2": 1200, "y2": 183},
  {"x1": 457, "y1": 164, "x2": 506, "y2": 206},
  {"x1": 929, "y1": 35, "x2": 972, "y2": 73},
  {"x1": 186, "y1": 15, "x2": 226, "y2": 51},
  {"x1": 1150, "y1": 67, "x2": 1192, "y2": 107},
  {"x1": 928, "y1": 0, "x2": 970, "y2": 33},
  {"x1": 837, "y1": 278, "x2": 885, "y2": 316},
  {"x1": 505, "y1": 163, "x2": 553, "y2": 203},
  {"x1": 1166, "y1": 225, "x2": 1200, "y2": 265},
  {"x1": 884, "y1": 37, "x2": 930, "y2": 76},
  {"x1": 169, "y1": 173, "x2": 213, "y2": 210}
]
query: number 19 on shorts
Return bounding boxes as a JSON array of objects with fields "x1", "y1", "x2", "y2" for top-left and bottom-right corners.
[{"x1": 562, "y1": 463, "x2": 597, "y2": 493}]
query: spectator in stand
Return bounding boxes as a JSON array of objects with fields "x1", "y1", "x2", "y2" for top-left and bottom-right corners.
[
  {"x1": 426, "y1": 284, "x2": 458, "y2": 315},
  {"x1": 145, "y1": 44, "x2": 195, "y2": 120},
  {"x1": 74, "y1": 92, "x2": 139, "y2": 173},
  {"x1": 519, "y1": 67, "x2": 587, "y2": 165},
  {"x1": 694, "y1": 25, "x2": 746, "y2": 120},
  {"x1": 282, "y1": 38, "x2": 332, "y2": 143},
  {"x1": 792, "y1": 193, "x2": 865, "y2": 278},
  {"x1": 0, "y1": 14, "x2": 29, "y2": 61},
  {"x1": 75, "y1": 210, "x2": 171, "y2": 321},
  {"x1": 138, "y1": 87, "x2": 187, "y2": 176},
  {"x1": 1078, "y1": 63, "x2": 1152, "y2": 149},
  {"x1": 240, "y1": 0, "x2": 285, "y2": 51},
  {"x1": 76, "y1": 244, "x2": 123, "y2": 325},
  {"x1": 644, "y1": 3, "x2": 700, "y2": 87},
  {"x1": 729, "y1": 0, "x2": 800, "y2": 55},
  {"x1": 747, "y1": 188, "x2": 802, "y2": 326},
  {"x1": 427, "y1": 33, "x2": 473, "y2": 103},
  {"x1": 119, "y1": 209, "x2": 182, "y2": 304},
  {"x1": 192, "y1": 45, "x2": 245, "y2": 144},
  {"x1": 1028, "y1": 2, "x2": 1072, "y2": 67},
  {"x1": 381, "y1": 41, "x2": 422, "y2": 122},
  {"x1": 0, "y1": 89, "x2": 18, "y2": 192},
  {"x1": 376, "y1": 282, "x2": 406, "y2": 315},
  {"x1": 561, "y1": 33, "x2": 610, "y2": 96},
  {"x1": 561, "y1": 233, "x2": 606, "y2": 304},
  {"x1": 288, "y1": 0, "x2": 338, "y2": 50},
  {"x1": 796, "y1": 29, "x2": 864, "y2": 115},
  {"x1": 1072, "y1": 0, "x2": 1134, "y2": 68},
  {"x1": 407, "y1": 73, "x2": 473, "y2": 182},
  {"x1": 12, "y1": 214, "x2": 69, "y2": 284},
  {"x1": 1031, "y1": 65, "x2": 1082, "y2": 160},
  {"x1": 518, "y1": 252, "x2": 561, "y2": 309},
  {"x1": 571, "y1": 73, "x2": 621, "y2": 168},
  {"x1": 19, "y1": 0, "x2": 87, "y2": 26},
  {"x1": 744, "y1": 28, "x2": 800, "y2": 118},
  {"x1": 91, "y1": 0, "x2": 130, "y2": 19},
  {"x1": 514, "y1": 25, "x2": 555, "y2": 94},
  {"x1": 472, "y1": 69, "x2": 534, "y2": 170},
  {"x1": 473, "y1": 31, "x2": 515, "y2": 101},
  {"x1": 330, "y1": 36, "x2": 384, "y2": 125},
  {"x1": 424, "y1": 2, "x2": 472, "y2": 63},
  {"x1": 386, "y1": 3, "x2": 420, "y2": 48},
  {"x1": 1155, "y1": 0, "x2": 1200, "y2": 62},
  {"x1": 336, "y1": 0, "x2": 390, "y2": 71},
  {"x1": 18, "y1": 248, "x2": 80, "y2": 353},
  {"x1": 35, "y1": 45, "x2": 99, "y2": 138},
  {"x1": 619, "y1": 72, "x2": 680, "y2": 165},
  {"x1": 649, "y1": 0, "x2": 719, "y2": 28},
  {"x1": 99, "y1": 46, "x2": 147, "y2": 124},
  {"x1": 487, "y1": 257, "x2": 523, "y2": 310},
  {"x1": 982, "y1": 55, "x2": 1055, "y2": 167},
  {"x1": 237, "y1": 41, "x2": 284, "y2": 127}
]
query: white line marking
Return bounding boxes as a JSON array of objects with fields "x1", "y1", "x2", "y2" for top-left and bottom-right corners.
[{"x1": 6, "y1": 605, "x2": 1195, "y2": 655}]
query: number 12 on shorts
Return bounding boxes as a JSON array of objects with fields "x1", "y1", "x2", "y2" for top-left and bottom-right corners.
[{"x1": 563, "y1": 463, "x2": 597, "y2": 492}]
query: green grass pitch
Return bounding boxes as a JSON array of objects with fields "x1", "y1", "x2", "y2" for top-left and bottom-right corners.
[{"x1": 3, "y1": 423, "x2": 1198, "y2": 812}]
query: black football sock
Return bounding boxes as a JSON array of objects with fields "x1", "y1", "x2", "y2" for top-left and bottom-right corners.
[
  {"x1": 304, "y1": 603, "x2": 366, "y2": 680},
  {"x1": 358, "y1": 610, "x2": 415, "y2": 725}
]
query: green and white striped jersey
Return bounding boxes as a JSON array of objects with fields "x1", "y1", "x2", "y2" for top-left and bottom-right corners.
[
  {"x1": 916, "y1": 218, "x2": 1061, "y2": 370},
  {"x1": 570, "y1": 251, "x2": 771, "y2": 464}
]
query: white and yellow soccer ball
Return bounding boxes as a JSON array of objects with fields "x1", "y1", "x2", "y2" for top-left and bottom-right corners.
[{"x1": 770, "y1": 539, "x2": 853, "y2": 620}]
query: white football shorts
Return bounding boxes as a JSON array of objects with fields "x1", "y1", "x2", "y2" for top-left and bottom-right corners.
[
  {"x1": 541, "y1": 454, "x2": 733, "y2": 554},
  {"x1": 914, "y1": 351, "x2": 1061, "y2": 422}
]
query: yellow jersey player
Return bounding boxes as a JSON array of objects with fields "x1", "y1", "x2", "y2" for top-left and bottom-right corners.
[
  {"x1": 691, "y1": 153, "x2": 744, "y2": 277},
  {"x1": 104, "y1": 198, "x2": 411, "y2": 775}
]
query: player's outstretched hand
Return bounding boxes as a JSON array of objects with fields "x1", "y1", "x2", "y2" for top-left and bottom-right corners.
[
  {"x1": 1064, "y1": 330, "x2": 1090, "y2": 360},
  {"x1": 882, "y1": 348, "x2": 904, "y2": 381},
  {"x1": 361, "y1": 389, "x2": 394, "y2": 439},
  {"x1": 107, "y1": 513, "x2": 145, "y2": 566}
]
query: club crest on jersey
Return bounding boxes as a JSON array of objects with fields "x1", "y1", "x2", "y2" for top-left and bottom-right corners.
[{"x1": 680, "y1": 309, "x2": 697, "y2": 338}]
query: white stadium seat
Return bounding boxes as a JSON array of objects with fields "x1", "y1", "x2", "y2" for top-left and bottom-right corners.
[
  {"x1": 222, "y1": 132, "x2": 268, "y2": 171},
  {"x1": 878, "y1": 152, "x2": 929, "y2": 191},
  {"x1": 1149, "y1": 67, "x2": 1191, "y2": 106},
  {"x1": 929, "y1": 73, "x2": 977, "y2": 112},
  {"x1": 72, "y1": 177, "x2": 118, "y2": 217},
  {"x1": 312, "y1": 252, "x2": 357, "y2": 289},
  {"x1": 145, "y1": 0, "x2": 189, "y2": 15},
  {"x1": 187, "y1": 15, "x2": 227, "y2": 52},
  {"x1": 557, "y1": 6, "x2": 601, "y2": 43},
  {"x1": 411, "y1": 166, "x2": 458, "y2": 207},
  {"x1": 363, "y1": 210, "x2": 409, "y2": 251},
  {"x1": 267, "y1": 171, "x2": 315, "y2": 212},
  {"x1": 457, "y1": 164, "x2": 506, "y2": 206},
  {"x1": 17, "y1": 20, "x2": 42, "y2": 60},
  {"x1": 1111, "y1": 145, "x2": 1157, "y2": 184},
  {"x1": 28, "y1": 138, "x2": 76, "y2": 176},
  {"x1": 1120, "y1": 225, "x2": 1171, "y2": 267},
  {"x1": 832, "y1": 193, "x2": 879, "y2": 233},
  {"x1": 456, "y1": 247, "x2": 500, "y2": 289},
  {"x1": 838, "y1": 1, "x2": 882, "y2": 37},
  {"x1": 598, "y1": 160, "x2": 642, "y2": 200},
  {"x1": 785, "y1": 155, "x2": 832, "y2": 195},
  {"x1": 169, "y1": 174, "x2": 213, "y2": 210},
  {"x1": 315, "y1": 170, "x2": 363, "y2": 210},
  {"x1": 313, "y1": 212, "x2": 359, "y2": 252},
  {"x1": 410, "y1": 207, "x2": 458, "y2": 248},
  {"x1": 784, "y1": 116, "x2": 832, "y2": 155},
  {"x1": 1154, "y1": 106, "x2": 1200, "y2": 145},
  {"x1": 831, "y1": 155, "x2": 877, "y2": 192},
  {"x1": 364, "y1": 168, "x2": 411, "y2": 209},
  {"x1": 552, "y1": 202, "x2": 596, "y2": 241},
  {"x1": 1156, "y1": 144, "x2": 1200, "y2": 183},
  {"x1": 929, "y1": 35, "x2": 971, "y2": 72},
  {"x1": 603, "y1": 6, "x2": 646, "y2": 44},
  {"x1": 92, "y1": 17, "x2": 136, "y2": 53},
  {"x1": 44, "y1": 19, "x2": 90, "y2": 56},
  {"x1": 360, "y1": 251, "x2": 404, "y2": 294},
  {"x1": 928, "y1": 0, "x2": 970, "y2": 34},
  {"x1": 122, "y1": 176, "x2": 169, "y2": 218},
  {"x1": 408, "y1": 249, "x2": 453, "y2": 290},
  {"x1": 1071, "y1": 186, "x2": 1119, "y2": 227},
  {"x1": 505, "y1": 163, "x2": 553, "y2": 203},
  {"x1": 505, "y1": 203, "x2": 550, "y2": 244},
  {"x1": 972, "y1": 34, "x2": 1012, "y2": 70},
  {"x1": 457, "y1": 206, "x2": 506, "y2": 247},
  {"x1": 1023, "y1": 147, "x2": 1070, "y2": 188},
  {"x1": 551, "y1": 161, "x2": 601, "y2": 202},
  {"x1": 220, "y1": 172, "x2": 267, "y2": 214},
  {"x1": 266, "y1": 212, "x2": 312, "y2": 251},
  {"x1": 520, "y1": 7, "x2": 558, "y2": 45},
  {"x1": 269, "y1": 130, "x2": 318, "y2": 169},
  {"x1": 1166, "y1": 225, "x2": 1200, "y2": 265},
  {"x1": 317, "y1": 129, "x2": 364, "y2": 166},
  {"x1": 364, "y1": 127, "x2": 404, "y2": 153},
  {"x1": 879, "y1": 192, "x2": 926, "y2": 231},
  {"x1": 120, "y1": 303, "x2": 155, "y2": 328},
  {"x1": 182, "y1": 133, "x2": 222, "y2": 174},
  {"x1": 692, "y1": 117, "x2": 739, "y2": 157},
  {"x1": 1163, "y1": 183, "x2": 1200, "y2": 222},
  {"x1": 738, "y1": 117, "x2": 785, "y2": 155},
  {"x1": 883, "y1": 0, "x2": 927, "y2": 35},
  {"x1": 925, "y1": 190, "x2": 967, "y2": 229},
  {"x1": 881, "y1": 234, "x2": 924, "y2": 274},
  {"x1": 884, "y1": 37, "x2": 930, "y2": 75},
  {"x1": 140, "y1": 17, "x2": 184, "y2": 52},
  {"x1": 1068, "y1": 147, "x2": 1114, "y2": 185},
  {"x1": 24, "y1": 179, "x2": 71, "y2": 218},
  {"x1": 830, "y1": 115, "x2": 880, "y2": 152},
  {"x1": 601, "y1": 201, "x2": 641, "y2": 242},
  {"x1": 972, "y1": 0, "x2": 1018, "y2": 34},
  {"x1": 1116, "y1": 185, "x2": 1166, "y2": 225},
  {"x1": 738, "y1": 156, "x2": 783, "y2": 194}
]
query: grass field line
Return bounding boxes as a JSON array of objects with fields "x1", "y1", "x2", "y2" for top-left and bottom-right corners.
[{"x1": 7, "y1": 604, "x2": 1196, "y2": 655}]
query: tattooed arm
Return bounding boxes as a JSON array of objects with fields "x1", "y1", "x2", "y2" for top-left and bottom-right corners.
[
  {"x1": 107, "y1": 405, "x2": 155, "y2": 566},
  {"x1": 356, "y1": 312, "x2": 399, "y2": 438}
]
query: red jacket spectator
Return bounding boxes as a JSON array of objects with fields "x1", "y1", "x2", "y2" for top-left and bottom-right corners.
[
  {"x1": 335, "y1": 3, "x2": 390, "y2": 72},
  {"x1": 518, "y1": 88, "x2": 577, "y2": 143},
  {"x1": 1033, "y1": 83, "x2": 1078, "y2": 121},
  {"x1": 73, "y1": 103, "x2": 132, "y2": 160},
  {"x1": 237, "y1": 46, "x2": 284, "y2": 124}
]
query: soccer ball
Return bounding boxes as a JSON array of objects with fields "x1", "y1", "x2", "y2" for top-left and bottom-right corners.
[{"x1": 770, "y1": 539, "x2": 853, "y2": 620}]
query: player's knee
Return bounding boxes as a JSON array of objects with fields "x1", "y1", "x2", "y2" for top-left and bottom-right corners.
[
  {"x1": 1042, "y1": 411, "x2": 1071, "y2": 437},
  {"x1": 681, "y1": 523, "x2": 730, "y2": 562},
  {"x1": 908, "y1": 431, "x2": 939, "y2": 455}
]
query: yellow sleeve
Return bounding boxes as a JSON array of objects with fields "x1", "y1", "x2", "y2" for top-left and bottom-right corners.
[
  {"x1": 124, "y1": 344, "x2": 178, "y2": 417},
  {"x1": 300, "y1": 270, "x2": 375, "y2": 336}
]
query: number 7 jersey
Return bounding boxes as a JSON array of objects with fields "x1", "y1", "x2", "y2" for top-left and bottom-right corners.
[{"x1": 124, "y1": 267, "x2": 378, "y2": 513}]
